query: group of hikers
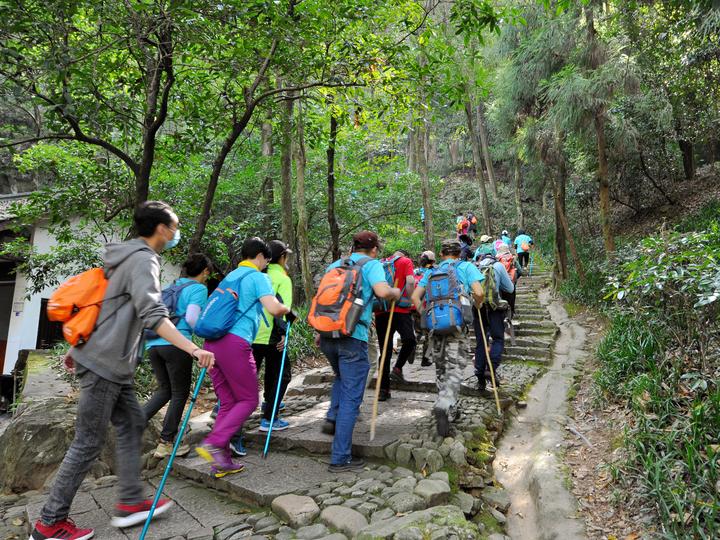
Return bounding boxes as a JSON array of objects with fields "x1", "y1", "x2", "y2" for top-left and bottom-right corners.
[{"x1": 29, "y1": 201, "x2": 534, "y2": 540}]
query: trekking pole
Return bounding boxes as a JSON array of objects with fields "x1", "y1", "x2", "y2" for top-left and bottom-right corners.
[
  {"x1": 139, "y1": 367, "x2": 207, "y2": 540},
  {"x1": 262, "y1": 321, "x2": 292, "y2": 459},
  {"x1": 370, "y1": 279, "x2": 399, "y2": 441},
  {"x1": 477, "y1": 313, "x2": 502, "y2": 415},
  {"x1": 529, "y1": 252, "x2": 534, "y2": 277}
]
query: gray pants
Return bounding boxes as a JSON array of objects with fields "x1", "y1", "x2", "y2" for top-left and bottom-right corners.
[
  {"x1": 429, "y1": 331, "x2": 469, "y2": 416},
  {"x1": 41, "y1": 369, "x2": 145, "y2": 524}
]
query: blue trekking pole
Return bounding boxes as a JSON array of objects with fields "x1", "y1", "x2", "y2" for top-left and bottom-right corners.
[
  {"x1": 263, "y1": 321, "x2": 292, "y2": 458},
  {"x1": 139, "y1": 367, "x2": 207, "y2": 540},
  {"x1": 529, "y1": 252, "x2": 534, "y2": 276}
]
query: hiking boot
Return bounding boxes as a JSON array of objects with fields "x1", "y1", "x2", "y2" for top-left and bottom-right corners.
[
  {"x1": 328, "y1": 457, "x2": 366, "y2": 473},
  {"x1": 196, "y1": 444, "x2": 245, "y2": 478},
  {"x1": 30, "y1": 519, "x2": 94, "y2": 540},
  {"x1": 420, "y1": 355, "x2": 432, "y2": 367},
  {"x1": 229, "y1": 438, "x2": 247, "y2": 457},
  {"x1": 476, "y1": 377, "x2": 486, "y2": 394},
  {"x1": 378, "y1": 390, "x2": 391, "y2": 402},
  {"x1": 390, "y1": 367, "x2": 407, "y2": 385},
  {"x1": 153, "y1": 440, "x2": 190, "y2": 459},
  {"x1": 111, "y1": 499, "x2": 173, "y2": 528},
  {"x1": 259, "y1": 418, "x2": 289, "y2": 432},
  {"x1": 321, "y1": 419, "x2": 336, "y2": 435},
  {"x1": 434, "y1": 408, "x2": 450, "y2": 437}
]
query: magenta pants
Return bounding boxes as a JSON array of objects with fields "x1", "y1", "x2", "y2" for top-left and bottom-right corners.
[{"x1": 203, "y1": 334, "x2": 259, "y2": 448}]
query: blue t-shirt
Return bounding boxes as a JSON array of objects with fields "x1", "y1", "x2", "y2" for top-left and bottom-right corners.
[
  {"x1": 146, "y1": 278, "x2": 208, "y2": 349},
  {"x1": 501, "y1": 235, "x2": 512, "y2": 247},
  {"x1": 227, "y1": 266, "x2": 275, "y2": 343},
  {"x1": 419, "y1": 258, "x2": 484, "y2": 296},
  {"x1": 326, "y1": 253, "x2": 385, "y2": 342},
  {"x1": 514, "y1": 234, "x2": 533, "y2": 253}
]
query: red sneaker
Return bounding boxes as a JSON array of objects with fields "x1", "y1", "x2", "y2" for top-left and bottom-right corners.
[
  {"x1": 29, "y1": 518, "x2": 94, "y2": 540},
  {"x1": 110, "y1": 498, "x2": 174, "y2": 528}
]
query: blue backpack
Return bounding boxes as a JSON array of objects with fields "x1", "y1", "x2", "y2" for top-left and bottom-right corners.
[
  {"x1": 422, "y1": 262, "x2": 473, "y2": 335},
  {"x1": 194, "y1": 269, "x2": 261, "y2": 340},
  {"x1": 144, "y1": 280, "x2": 197, "y2": 340}
]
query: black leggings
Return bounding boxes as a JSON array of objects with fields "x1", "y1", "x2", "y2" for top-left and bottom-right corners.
[
  {"x1": 143, "y1": 345, "x2": 193, "y2": 442},
  {"x1": 518, "y1": 252, "x2": 529, "y2": 268},
  {"x1": 376, "y1": 311, "x2": 417, "y2": 391},
  {"x1": 253, "y1": 343, "x2": 292, "y2": 421}
]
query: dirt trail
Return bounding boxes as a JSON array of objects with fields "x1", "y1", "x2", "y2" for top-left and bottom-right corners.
[{"x1": 494, "y1": 288, "x2": 589, "y2": 540}]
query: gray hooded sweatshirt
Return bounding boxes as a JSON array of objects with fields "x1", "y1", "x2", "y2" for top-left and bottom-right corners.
[{"x1": 72, "y1": 238, "x2": 169, "y2": 384}]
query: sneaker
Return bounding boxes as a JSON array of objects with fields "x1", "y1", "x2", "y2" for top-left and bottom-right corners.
[
  {"x1": 229, "y1": 439, "x2": 247, "y2": 457},
  {"x1": 420, "y1": 355, "x2": 432, "y2": 367},
  {"x1": 328, "y1": 457, "x2": 366, "y2": 472},
  {"x1": 153, "y1": 440, "x2": 190, "y2": 459},
  {"x1": 378, "y1": 390, "x2": 391, "y2": 402},
  {"x1": 390, "y1": 368, "x2": 407, "y2": 385},
  {"x1": 476, "y1": 377, "x2": 486, "y2": 394},
  {"x1": 110, "y1": 499, "x2": 173, "y2": 528},
  {"x1": 30, "y1": 518, "x2": 94, "y2": 540},
  {"x1": 261, "y1": 401, "x2": 286, "y2": 412},
  {"x1": 434, "y1": 407, "x2": 450, "y2": 437},
  {"x1": 259, "y1": 418, "x2": 289, "y2": 432},
  {"x1": 321, "y1": 419, "x2": 335, "y2": 435}
]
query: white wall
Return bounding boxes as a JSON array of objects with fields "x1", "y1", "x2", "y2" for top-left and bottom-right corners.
[{"x1": 2, "y1": 224, "x2": 182, "y2": 375}]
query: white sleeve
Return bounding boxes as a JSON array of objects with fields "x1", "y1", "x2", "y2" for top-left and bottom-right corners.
[{"x1": 185, "y1": 304, "x2": 202, "y2": 329}]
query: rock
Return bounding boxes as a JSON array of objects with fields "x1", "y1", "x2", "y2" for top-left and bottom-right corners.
[
  {"x1": 481, "y1": 487, "x2": 511, "y2": 513},
  {"x1": 449, "y1": 442, "x2": 467, "y2": 466},
  {"x1": 342, "y1": 498, "x2": 363, "y2": 509},
  {"x1": 371, "y1": 507, "x2": 395, "y2": 523},
  {"x1": 295, "y1": 523, "x2": 329, "y2": 539},
  {"x1": 356, "y1": 505, "x2": 478, "y2": 540},
  {"x1": 384, "y1": 440, "x2": 400, "y2": 461},
  {"x1": 357, "y1": 502, "x2": 378, "y2": 517},
  {"x1": 317, "y1": 534, "x2": 348, "y2": 540},
  {"x1": 488, "y1": 533, "x2": 510, "y2": 540},
  {"x1": 392, "y1": 466, "x2": 414, "y2": 478},
  {"x1": 392, "y1": 477, "x2": 417, "y2": 490},
  {"x1": 450, "y1": 492, "x2": 475, "y2": 515},
  {"x1": 245, "y1": 513, "x2": 267, "y2": 527},
  {"x1": 387, "y1": 492, "x2": 425, "y2": 513},
  {"x1": 395, "y1": 527, "x2": 424, "y2": 540},
  {"x1": 253, "y1": 515, "x2": 280, "y2": 533},
  {"x1": 320, "y1": 506, "x2": 368, "y2": 538},
  {"x1": 396, "y1": 444, "x2": 414, "y2": 467},
  {"x1": 429, "y1": 472, "x2": 449, "y2": 485},
  {"x1": 187, "y1": 528, "x2": 215, "y2": 540},
  {"x1": 489, "y1": 506, "x2": 507, "y2": 524},
  {"x1": 414, "y1": 479, "x2": 451, "y2": 507},
  {"x1": 271, "y1": 494, "x2": 320, "y2": 528},
  {"x1": 321, "y1": 496, "x2": 343, "y2": 507}
]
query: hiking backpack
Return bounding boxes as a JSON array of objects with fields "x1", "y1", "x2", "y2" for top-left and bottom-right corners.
[
  {"x1": 476, "y1": 256, "x2": 501, "y2": 310},
  {"x1": 374, "y1": 256, "x2": 413, "y2": 312},
  {"x1": 144, "y1": 281, "x2": 197, "y2": 340},
  {"x1": 308, "y1": 257, "x2": 371, "y2": 338},
  {"x1": 194, "y1": 269, "x2": 261, "y2": 340},
  {"x1": 497, "y1": 253, "x2": 518, "y2": 283},
  {"x1": 421, "y1": 262, "x2": 473, "y2": 335}
]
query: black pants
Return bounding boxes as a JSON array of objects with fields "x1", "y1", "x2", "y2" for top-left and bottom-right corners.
[
  {"x1": 501, "y1": 289, "x2": 516, "y2": 316},
  {"x1": 253, "y1": 342, "x2": 292, "y2": 421},
  {"x1": 376, "y1": 311, "x2": 417, "y2": 391},
  {"x1": 518, "y1": 252, "x2": 529, "y2": 268},
  {"x1": 143, "y1": 345, "x2": 193, "y2": 442},
  {"x1": 472, "y1": 306, "x2": 505, "y2": 380}
]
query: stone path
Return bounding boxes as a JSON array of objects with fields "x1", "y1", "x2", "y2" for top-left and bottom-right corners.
[{"x1": 2, "y1": 271, "x2": 557, "y2": 540}]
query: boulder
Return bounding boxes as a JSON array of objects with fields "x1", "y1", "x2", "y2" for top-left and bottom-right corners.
[
  {"x1": 271, "y1": 494, "x2": 320, "y2": 528},
  {"x1": 319, "y1": 506, "x2": 368, "y2": 538},
  {"x1": 414, "y1": 479, "x2": 451, "y2": 507},
  {"x1": 356, "y1": 505, "x2": 480, "y2": 540}
]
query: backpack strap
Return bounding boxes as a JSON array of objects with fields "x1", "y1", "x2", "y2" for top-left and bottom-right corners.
[{"x1": 231, "y1": 268, "x2": 269, "y2": 327}]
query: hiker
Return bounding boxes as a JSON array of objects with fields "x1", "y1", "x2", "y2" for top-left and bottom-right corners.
[
  {"x1": 227, "y1": 240, "x2": 295, "y2": 458},
  {"x1": 143, "y1": 253, "x2": 212, "y2": 459},
  {"x1": 495, "y1": 244, "x2": 522, "y2": 317},
  {"x1": 414, "y1": 250, "x2": 436, "y2": 367},
  {"x1": 500, "y1": 229, "x2": 512, "y2": 247},
  {"x1": 30, "y1": 201, "x2": 216, "y2": 540},
  {"x1": 411, "y1": 239, "x2": 485, "y2": 437},
  {"x1": 459, "y1": 234, "x2": 474, "y2": 261},
  {"x1": 311, "y1": 231, "x2": 401, "y2": 472},
  {"x1": 196, "y1": 237, "x2": 292, "y2": 476},
  {"x1": 474, "y1": 252, "x2": 515, "y2": 395},
  {"x1": 456, "y1": 215, "x2": 470, "y2": 238},
  {"x1": 514, "y1": 229, "x2": 534, "y2": 268},
  {"x1": 375, "y1": 249, "x2": 416, "y2": 398},
  {"x1": 467, "y1": 212, "x2": 478, "y2": 235},
  {"x1": 473, "y1": 234, "x2": 495, "y2": 261}
]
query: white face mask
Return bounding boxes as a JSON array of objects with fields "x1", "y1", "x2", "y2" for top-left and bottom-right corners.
[{"x1": 165, "y1": 228, "x2": 181, "y2": 250}]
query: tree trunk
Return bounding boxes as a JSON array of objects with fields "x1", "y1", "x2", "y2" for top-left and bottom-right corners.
[
  {"x1": 280, "y1": 84, "x2": 295, "y2": 250},
  {"x1": 327, "y1": 113, "x2": 341, "y2": 260},
  {"x1": 407, "y1": 127, "x2": 417, "y2": 173},
  {"x1": 294, "y1": 101, "x2": 313, "y2": 303},
  {"x1": 513, "y1": 160, "x2": 525, "y2": 231},
  {"x1": 449, "y1": 139, "x2": 460, "y2": 168},
  {"x1": 678, "y1": 139, "x2": 696, "y2": 181},
  {"x1": 476, "y1": 103, "x2": 498, "y2": 198},
  {"x1": 416, "y1": 120, "x2": 434, "y2": 249},
  {"x1": 260, "y1": 119, "x2": 274, "y2": 228},
  {"x1": 465, "y1": 101, "x2": 492, "y2": 234},
  {"x1": 556, "y1": 192, "x2": 586, "y2": 284},
  {"x1": 553, "y1": 162, "x2": 568, "y2": 281},
  {"x1": 594, "y1": 112, "x2": 615, "y2": 256}
]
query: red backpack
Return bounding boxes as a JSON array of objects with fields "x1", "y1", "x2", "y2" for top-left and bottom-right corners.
[
  {"x1": 497, "y1": 253, "x2": 517, "y2": 282},
  {"x1": 308, "y1": 257, "x2": 371, "y2": 338}
]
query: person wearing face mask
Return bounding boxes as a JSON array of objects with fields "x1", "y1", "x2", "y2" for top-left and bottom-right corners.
[
  {"x1": 142, "y1": 253, "x2": 212, "y2": 459},
  {"x1": 196, "y1": 237, "x2": 291, "y2": 475},
  {"x1": 29, "y1": 201, "x2": 216, "y2": 540}
]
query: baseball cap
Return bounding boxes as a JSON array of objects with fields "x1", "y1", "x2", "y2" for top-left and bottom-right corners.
[
  {"x1": 480, "y1": 234, "x2": 492, "y2": 243},
  {"x1": 352, "y1": 230, "x2": 380, "y2": 250},
  {"x1": 420, "y1": 250, "x2": 436, "y2": 262},
  {"x1": 441, "y1": 239, "x2": 462, "y2": 253}
]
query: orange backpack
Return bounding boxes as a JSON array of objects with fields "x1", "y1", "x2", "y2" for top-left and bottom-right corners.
[
  {"x1": 308, "y1": 257, "x2": 371, "y2": 338},
  {"x1": 497, "y1": 253, "x2": 517, "y2": 282},
  {"x1": 47, "y1": 268, "x2": 111, "y2": 346}
]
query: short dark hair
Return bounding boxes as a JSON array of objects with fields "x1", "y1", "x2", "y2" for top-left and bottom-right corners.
[
  {"x1": 397, "y1": 249, "x2": 411, "y2": 258},
  {"x1": 182, "y1": 253, "x2": 211, "y2": 277},
  {"x1": 134, "y1": 201, "x2": 175, "y2": 237},
  {"x1": 241, "y1": 237, "x2": 271, "y2": 260}
]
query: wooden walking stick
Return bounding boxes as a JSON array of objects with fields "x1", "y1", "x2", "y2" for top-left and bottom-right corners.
[
  {"x1": 478, "y1": 312, "x2": 502, "y2": 415},
  {"x1": 370, "y1": 279, "x2": 399, "y2": 441}
]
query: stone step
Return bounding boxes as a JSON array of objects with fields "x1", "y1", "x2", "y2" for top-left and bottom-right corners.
[
  {"x1": 503, "y1": 346, "x2": 551, "y2": 360},
  {"x1": 503, "y1": 354, "x2": 550, "y2": 364}
]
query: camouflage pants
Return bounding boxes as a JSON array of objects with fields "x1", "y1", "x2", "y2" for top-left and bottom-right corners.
[
  {"x1": 366, "y1": 325, "x2": 379, "y2": 389},
  {"x1": 429, "y1": 330, "x2": 470, "y2": 416}
]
